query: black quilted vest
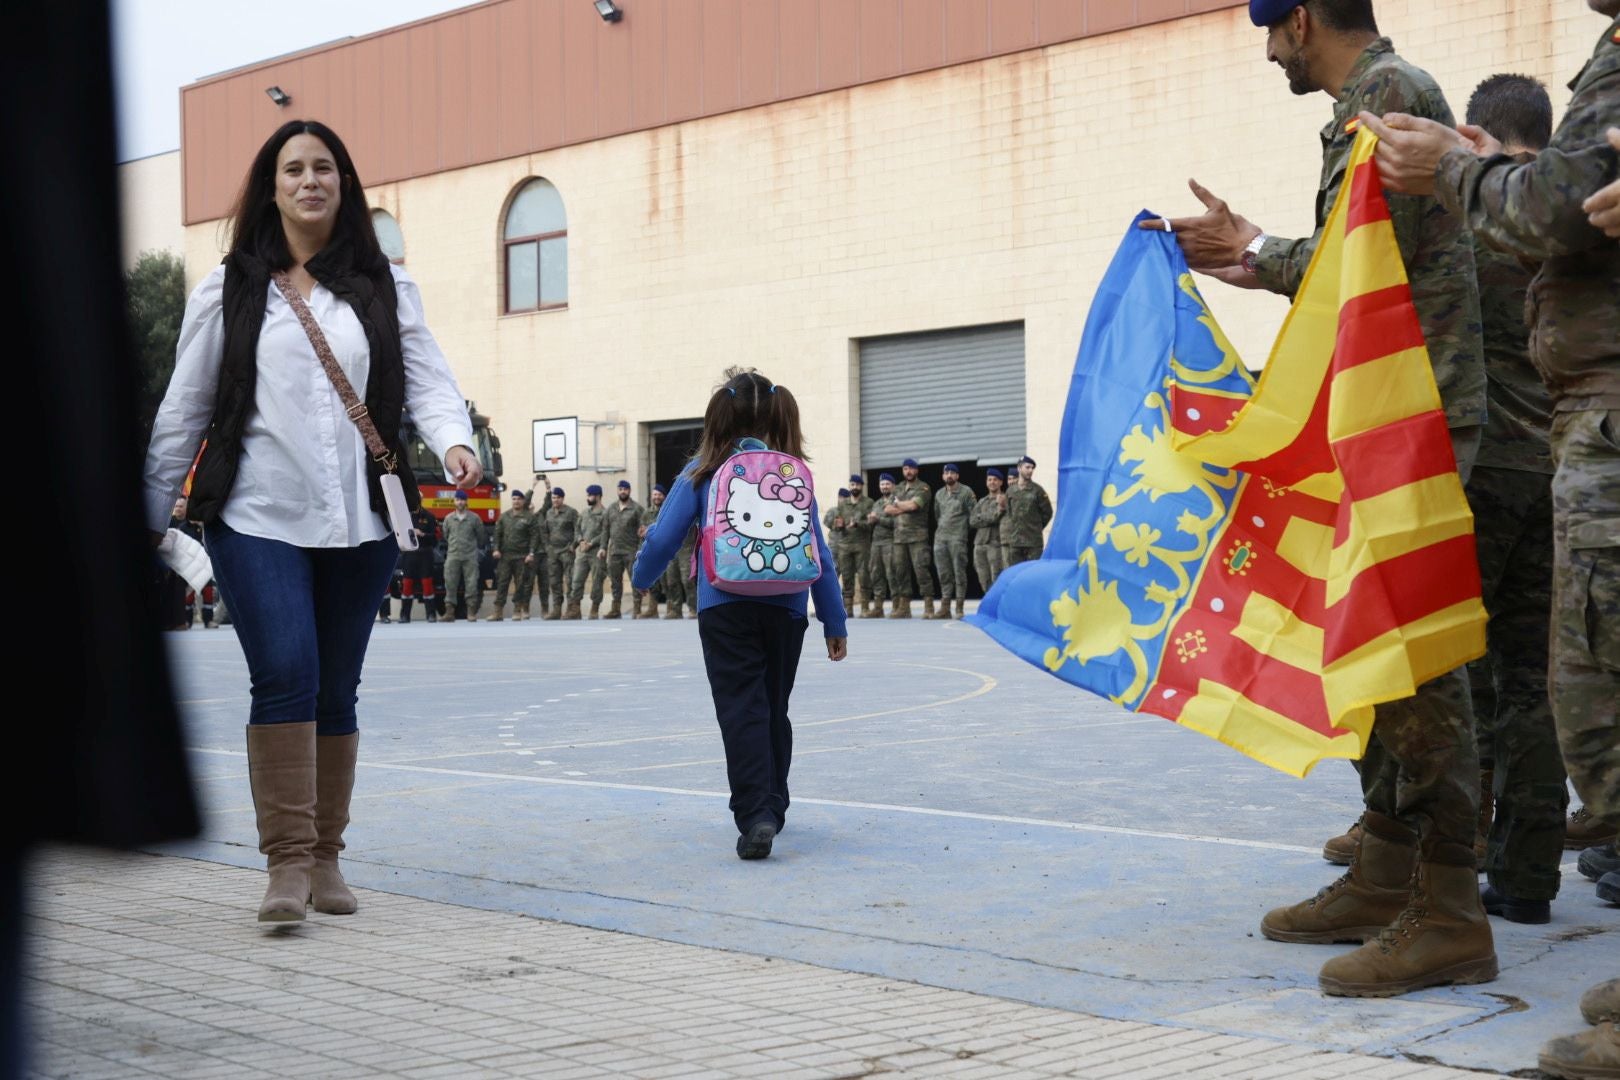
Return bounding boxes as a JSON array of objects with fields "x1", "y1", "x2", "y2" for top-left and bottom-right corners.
[{"x1": 186, "y1": 238, "x2": 421, "y2": 524}]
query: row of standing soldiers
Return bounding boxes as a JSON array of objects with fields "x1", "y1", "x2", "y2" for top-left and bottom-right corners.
[
  {"x1": 824, "y1": 457, "x2": 1052, "y2": 620},
  {"x1": 436, "y1": 482, "x2": 694, "y2": 621}
]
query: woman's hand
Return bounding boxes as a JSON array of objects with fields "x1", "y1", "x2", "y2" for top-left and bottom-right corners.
[
  {"x1": 444, "y1": 445, "x2": 482, "y2": 488},
  {"x1": 826, "y1": 636, "x2": 848, "y2": 662}
]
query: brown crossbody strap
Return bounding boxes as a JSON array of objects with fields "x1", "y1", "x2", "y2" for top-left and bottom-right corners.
[{"x1": 270, "y1": 270, "x2": 397, "y2": 474}]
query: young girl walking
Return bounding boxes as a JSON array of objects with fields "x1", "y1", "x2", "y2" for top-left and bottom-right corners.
[{"x1": 633, "y1": 369, "x2": 848, "y2": 859}]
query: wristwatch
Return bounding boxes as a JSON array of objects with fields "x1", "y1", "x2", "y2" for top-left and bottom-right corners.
[{"x1": 1240, "y1": 233, "x2": 1268, "y2": 274}]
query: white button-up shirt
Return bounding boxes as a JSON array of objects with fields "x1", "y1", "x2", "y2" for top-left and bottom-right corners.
[{"x1": 143, "y1": 264, "x2": 475, "y2": 548}]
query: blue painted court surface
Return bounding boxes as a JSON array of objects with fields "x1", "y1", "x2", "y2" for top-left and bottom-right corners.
[{"x1": 161, "y1": 616, "x2": 1617, "y2": 1076}]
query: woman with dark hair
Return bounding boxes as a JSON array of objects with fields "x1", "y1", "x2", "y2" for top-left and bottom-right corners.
[{"x1": 143, "y1": 120, "x2": 481, "y2": 922}]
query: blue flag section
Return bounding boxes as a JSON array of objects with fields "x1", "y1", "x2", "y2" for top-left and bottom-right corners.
[{"x1": 967, "y1": 214, "x2": 1255, "y2": 708}]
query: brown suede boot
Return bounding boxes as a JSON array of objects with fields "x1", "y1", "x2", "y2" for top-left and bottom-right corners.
[
  {"x1": 922, "y1": 598, "x2": 935, "y2": 619},
  {"x1": 543, "y1": 601, "x2": 561, "y2": 620},
  {"x1": 864, "y1": 601, "x2": 885, "y2": 618},
  {"x1": 1584, "y1": 979, "x2": 1620, "y2": 1025},
  {"x1": 246, "y1": 722, "x2": 318, "y2": 923},
  {"x1": 1539, "y1": 1022, "x2": 1620, "y2": 1080},
  {"x1": 1322, "y1": 816, "x2": 1363, "y2": 866},
  {"x1": 589, "y1": 601, "x2": 601, "y2": 620},
  {"x1": 664, "y1": 604, "x2": 684, "y2": 619},
  {"x1": 889, "y1": 598, "x2": 912, "y2": 619},
  {"x1": 563, "y1": 598, "x2": 582, "y2": 620},
  {"x1": 1568, "y1": 806, "x2": 1618, "y2": 850},
  {"x1": 1262, "y1": 812, "x2": 1414, "y2": 944},
  {"x1": 955, "y1": 599, "x2": 965, "y2": 617},
  {"x1": 311, "y1": 733, "x2": 359, "y2": 915},
  {"x1": 1318, "y1": 850, "x2": 1498, "y2": 997}
]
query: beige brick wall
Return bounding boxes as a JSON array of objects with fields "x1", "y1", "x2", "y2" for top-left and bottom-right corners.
[
  {"x1": 181, "y1": 1, "x2": 1601, "y2": 498},
  {"x1": 121, "y1": 151, "x2": 184, "y2": 270}
]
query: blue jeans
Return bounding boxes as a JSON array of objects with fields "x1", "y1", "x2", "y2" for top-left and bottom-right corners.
[{"x1": 205, "y1": 519, "x2": 399, "y2": 734}]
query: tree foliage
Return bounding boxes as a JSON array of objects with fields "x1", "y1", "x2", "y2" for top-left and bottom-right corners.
[{"x1": 126, "y1": 250, "x2": 187, "y2": 449}]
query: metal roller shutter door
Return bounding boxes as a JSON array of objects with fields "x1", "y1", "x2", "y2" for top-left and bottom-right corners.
[{"x1": 858, "y1": 322, "x2": 1025, "y2": 467}]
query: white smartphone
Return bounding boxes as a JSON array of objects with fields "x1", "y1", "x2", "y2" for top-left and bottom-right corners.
[{"x1": 380, "y1": 473, "x2": 420, "y2": 552}]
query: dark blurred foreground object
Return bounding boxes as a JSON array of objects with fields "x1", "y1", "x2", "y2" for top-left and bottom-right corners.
[{"x1": 2, "y1": 1, "x2": 201, "y2": 1075}]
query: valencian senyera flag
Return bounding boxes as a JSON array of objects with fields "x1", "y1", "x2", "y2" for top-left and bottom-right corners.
[{"x1": 968, "y1": 130, "x2": 1486, "y2": 777}]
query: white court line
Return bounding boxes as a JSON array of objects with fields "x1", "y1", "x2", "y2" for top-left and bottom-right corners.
[{"x1": 187, "y1": 748, "x2": 1320, "y2": 854}]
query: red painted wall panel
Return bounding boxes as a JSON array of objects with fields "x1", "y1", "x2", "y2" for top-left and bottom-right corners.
[
  {"x1": 437, "y1": 16, "x2": 471, "y2": 169},
  {"x1": 989, "y1": 0, "x2": 1038, "y2": 53},
  {"x1": 900, "y1": 0, "x2": 945, "y2": 72},
  {"x1": 739, "y1": 0, "x2": 780, "y2": 107},
  {"x1": 666, "y1": 0, "x2": 706, "y2": 121},
  {"x1": 562, "y1": 0, "x2": 602, "y2": 142},
  {"x1": 496, "y1": 2, "x2": 533, "y2": 157},
  {"x1": 702, "y1": 0, "x2": 741, "y2": 114},
  {"x1": 407, "y1": 26, "x2": 442, "y2": 176},
  {"x1": 780, "y1": 0, "x2": 821, "y2": 98},
  {"x1": 859, "y1": 0, "x2": 903, "y2": 81},
  {"x1": 944, "y1": 0, "x2": 988, "y2": 64},
  {"x1": 630, "y1": 0, "x2": 669, "y2": 129},
  {"x1": 819, "y1": 0, "x2": 862, "y2": 87},
  {"x1": 465, "y1": 7, "x2": 502, "y2": 166}
]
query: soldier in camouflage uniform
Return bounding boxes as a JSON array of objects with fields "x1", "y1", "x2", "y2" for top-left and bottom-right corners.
[
  {"x1": 1361, "y1": 6, "x2": 1620, "y2": 1068},
  {"x1": 1451, "y1": 75, "x2": 1568, "y2": 923},
  {"x1": 843, "y1": 475, "x2": 876, "y2": 616},
  {"x1": 568, "y1": 484, "x2": 609, "y2": 619},
  {"x1": 1152, "y1": 0, "x2": 1493, "y2": 998},
  {"x1": 490, "y1": 489, "x2": 541, "y2": 621},
  {"x1": 636, "y1": 484, "x2": 668, "y2": 618},
  {"x1": 864, "y1": 473, "x2": 897, "y2": 618},
  {"x1": 886, "y1": 458, "x2": 935, "y2": 619},
  {"x1": 441, "y1": 490, "x2": 485, "y2": 623},
  {"x1": 931, "y1": 464, "x2": 975, "y2": 619},
  {"x1": 665, "y1": 522, "x2": 697, "y2": 618},
  {"x1": 603, "y1": 480, "x2": 644, "y2": 620},
  {"x1": 541, "y1": 487, "x2": 578, "y2": 619},
  {"x1": 999, "y1": 456, "x2": 1053, "y2": 566},
  {"x1": 824, "y1": 489, "x2": 850, "y2": 607},
  {"x1": 972, "y1": 468, "x2": 1008, "y2": 592}
]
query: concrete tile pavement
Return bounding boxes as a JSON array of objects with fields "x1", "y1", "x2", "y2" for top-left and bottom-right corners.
[{"x1": 24, "y1": 849, "x2": 1503, "y2": 1079}]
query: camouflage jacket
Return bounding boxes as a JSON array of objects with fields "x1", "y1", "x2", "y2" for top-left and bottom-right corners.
[
  {"x1": 843, "y1": 494, "x2": 875, "y2": 548},
  {"x1": 891, "y1": 479, "x2": 931, "y2": 543},
  {"x1": 869, "y1": 494, "x2": 897, "y2": 545},
  {"x1": 443, "y1": 509, "x2": 485, "y2": 559},
  {"x1": 822, "y1": 505, "x2": 847, "y2": 553},
  {"x1": 492, "y1": 507, "x2": 541, "y2": 557},
  {"x1": 604, "y1": 499, "x2": 645, "y2": 555},
  {"x1": 1254, "y1": 37, "x2": 1486, "y2": 430},
  {"x1": 639, "y1": 501, "x2": 663, "y2": 551},
  {"x1": 542, "y1": 504, "x2": 580, "y2": 551},
  {"x1": 999, "y1": 481, "x2": 1053, "y2": 548},
  {"x1": 1472, "y1": 212, "x2": 1553, "y2": 473},
  {"x1": 576, "y1": 503, "x2": 608, "y2": 554},
  {"x1": 970, "y1": 493, "x2": 1004, "y2": 545},
  {"x1": 1435, "y1": 17, "x2": 1620, "y2": 412},
  {"x1": 933, "y1": 484, "x2": 976, "y2": 541}
]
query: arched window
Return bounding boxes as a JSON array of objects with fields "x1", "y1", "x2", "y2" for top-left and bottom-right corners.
[
  {"x1": 503, "y1": 178, "x2": 567, "y2": 313},
  {"x1": 371, "y1": 208, "x2": 405, "y2": 264}
]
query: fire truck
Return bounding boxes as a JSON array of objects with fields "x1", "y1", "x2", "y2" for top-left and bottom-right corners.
[{"x1": 403, "y1": 401, "x2": 504, "y2": 524}]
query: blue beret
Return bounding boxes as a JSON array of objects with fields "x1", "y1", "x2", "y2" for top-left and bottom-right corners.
[
  {"x1": 453, "y1": 490, "x2": 468, "y2": 500},
  {"x1": 551, "y1": 487, "x2": 564, "y2": 497},
  {"x1": 1019, "y1": 455, "x2": 1037, "y2": 467},
  {"x1": 902, "y1": 458, "x2": 919, "y2": 468},
  {"x1": 879, "y1": 472, "x2": 895, "y2": 483},
  {"x1": 943, "y1": 463, "x2": 960, "y2": 473},
  {"x1": 1249, "y1": 0, "x2": 1300, "y2": 25},
  {"x1": 653, "y1": 483, "x2": 668, "y2": 495},
  {"x1": 618, "y1": 479, "x2": 631, "y2": 489},
  {"x1": 586, "y1": 484, "x2": 603, "y2": 495},
  {"x1": 837, "y1": 488, "x2": 850, "y2": 497},
  {"x1": 511, "y1": 489, "x2": 527, "y2": 499},
  {"x1": 849, "y1": 474, "x2": 864, "y2": 484},
  {"x1": 985, "y1": 467, "x2": 1004, "y2": 479}
]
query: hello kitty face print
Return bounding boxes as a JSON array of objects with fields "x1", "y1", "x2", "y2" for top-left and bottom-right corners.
[{"x1": 725, "y1": 469, "x2": 811, "y2": 574}]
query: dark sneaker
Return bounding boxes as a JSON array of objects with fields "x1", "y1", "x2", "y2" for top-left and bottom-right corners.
[
  {"x1": 736, "y1": 822, "x2": 776, "y2": 860},
  {"x1": 1579, "y1": 842, "x2": 1620, "y2": 883},
  {"x1": 1480, "y1": 883, "x2": 1551, "y2": 925}
]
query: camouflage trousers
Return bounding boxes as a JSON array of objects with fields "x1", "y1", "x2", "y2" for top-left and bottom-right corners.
[
  {"x1": 544, "y1": 549, "x2": 574, "y2": 611},
  {"x1": 974, "y1": 541, "x2": 1004, "y2": 593},
  {"x1": 1467, "y1": 465, "x2": 1566, "y2": 899},
  {"x1": 606, "y1": 552, "x2": 635, "y2": 604},
  {"x1": 662, "y1": 556, "x2": 690, "y2": 612},
  {"x1": 569, "y1": 550, "x2": 606, "y2": 605},
  {"x1": 1550, "y1": 409, "x2": 1620, "y2": 827},
  {"x1": 1003, "y1": 543, "x2": 1042, "y2": 567},
  {"x1": 868, "y1": 542, "x2": 893, "y2": 601},
  {"x1": 443, "y1": 553, "x2": 479, "y2": 615},
  {"x1": 493, "y1": 555, "x2": 535, "y2": 612},
  {"x1": 890, "y1": 539, "x2": 935, "y2": 600},
  {"x1": 934, "y1": 535, "x2": 971, "y2": 601},
  {"x1": 1357, "y1": 427, "x2": 1483, "y2": 863},
  {"x1": 842, "y1": 543, "x2": 872, "y2": 605},
  {"x1": 825, "y1": 543, "x2": 849, "y2": 602}
]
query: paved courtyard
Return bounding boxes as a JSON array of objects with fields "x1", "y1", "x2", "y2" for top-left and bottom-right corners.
[{"x1": 24, "y1": 615, "x2": 1616, "y2": 1077}]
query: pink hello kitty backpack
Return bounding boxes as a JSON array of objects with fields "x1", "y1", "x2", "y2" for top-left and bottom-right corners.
[{"x1": 699, "y1": 438, "x2": 823, "y2": 596}]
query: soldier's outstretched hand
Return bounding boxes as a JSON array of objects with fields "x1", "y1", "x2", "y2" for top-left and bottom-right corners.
[
  {"x1": 1359, "y1": 111, "x2": 1467, "y2": 196},
  {"x1": 1138, "y1": 179, "x2": 1261, "y2": 271}
]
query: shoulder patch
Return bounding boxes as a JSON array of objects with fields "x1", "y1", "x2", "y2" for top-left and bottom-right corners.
[{"x1": 1345, "y1": 117, "x2": 1362, "y2": 134}]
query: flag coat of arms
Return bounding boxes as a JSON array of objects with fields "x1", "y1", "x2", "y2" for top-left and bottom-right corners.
[{"x1": 969, "y1": 131, "x2": 1486, "y2": 777}]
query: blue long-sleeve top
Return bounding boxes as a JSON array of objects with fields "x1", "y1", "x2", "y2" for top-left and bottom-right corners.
[{"x1": 632, "y1": 463, "x2": 848, "y2": 638}]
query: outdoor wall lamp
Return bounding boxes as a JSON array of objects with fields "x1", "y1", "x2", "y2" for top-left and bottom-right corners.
[
  {"x1": 265, "y1": 86, "x2": 291, "y2": 106},
  {"x1": 593, "y1": 1, "x2": 623, "y2": 23}
]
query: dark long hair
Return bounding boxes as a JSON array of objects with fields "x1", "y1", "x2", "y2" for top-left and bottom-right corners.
[
  {"x1": 689, "y1": 367, "x2": 807, "y2": 481},
  {"x1": 225, "y1": 120, "x2": 383, "y2": 269}
]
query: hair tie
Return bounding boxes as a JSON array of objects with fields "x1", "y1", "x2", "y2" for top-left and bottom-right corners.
[
  {"x1": 769, "y1": 384, "x2": 778, "y2": 394},
  {"x1": 727, "y1": 387, "x2": 736, "y2": 397}
]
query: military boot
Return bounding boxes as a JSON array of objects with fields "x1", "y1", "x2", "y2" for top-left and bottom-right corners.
[
  {"x1": 922, "y1": 598, "x2": 936, "y2": 618},
  {"x1": 1538, "y1": 1022, "x2": 1620, "y2": 1080},
  {"x1": 888, "y1": 598, "x2": 911, "y2": 619},
  {"x1": 604, "y1": 597, "x2": 622, "y2": 620},
  {"x1": 1582, "y1": 979, "x2": 1620, "y2": 1025},
  {"x1": 1318, "y1": 850, "x2": 1498, "y2": 998},
  {"x1": 863, "y1": 601, "x2": 885, "y2": 618},
  {"x1": 926, "y1": 598, "x2": 951, "y2": 619},
  {"x1": 1322, "y1": 816, "x2": 1363, "y2": 866},
  {"x1": 955, "y1": 599, "x2": 965, "y2": 617},
  {"x1": 664, "y1": 603, "x2": 684, "y2": 619},
  {"x1": 1568, "y1": 806, "x2": 1618, "y2": 850},
  {"x1": 1580, "y1": 841, "x2": 1620, "y2": 882},
  {"x1": 589, "y1": 601, "x2": 601, "y2": 620},
  {"x1": 1262, "y1": 812, "x2": 1414, "y2": 944},
  {"x1": 563, "y1": 599, "x2": 582, "y2": 621},
  {"x1": 425, "y1": 601, "x2": 438, "y2": 623},
  {"x1": 489, "y1": 604, "x2": 505, "y2": 622},
  {"x1": 543, "y1": 600, "x2": 561, "y2": 621}
]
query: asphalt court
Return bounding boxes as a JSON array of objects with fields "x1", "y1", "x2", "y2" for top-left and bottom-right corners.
[{"x1": 160, "y1": 615, "x2": 1618, "y2": 1076}]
